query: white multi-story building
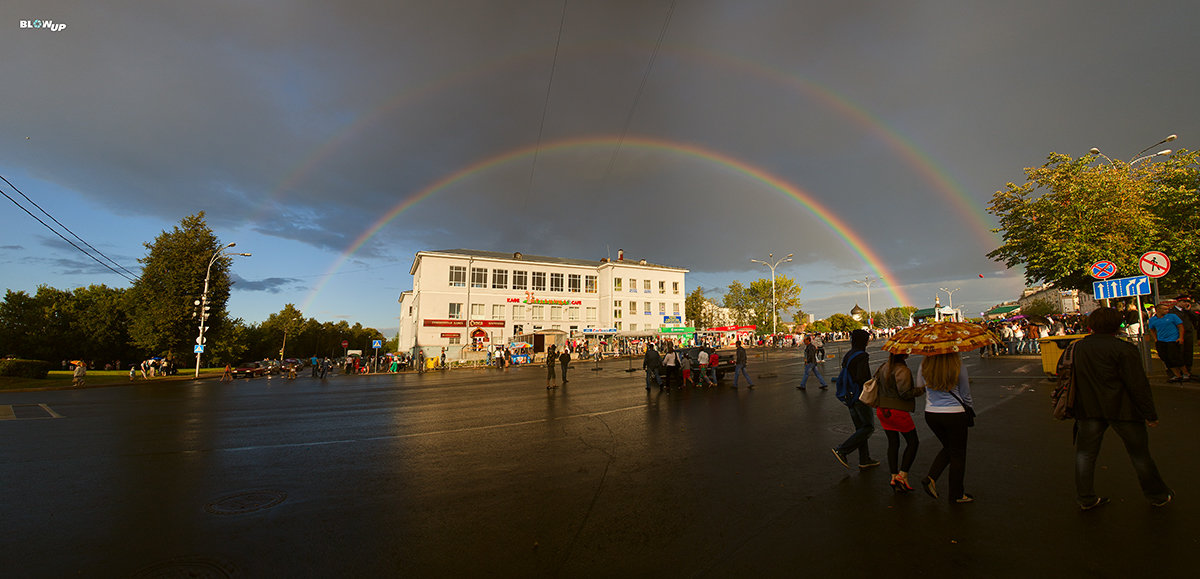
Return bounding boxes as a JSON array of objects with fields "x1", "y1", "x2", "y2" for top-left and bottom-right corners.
[{"x1": 398, "y1": 249, "x2": 688, "y2": 356}]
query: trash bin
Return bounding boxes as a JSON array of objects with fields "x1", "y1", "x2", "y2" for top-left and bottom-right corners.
[
  {"x1": 1039, "y1": 334, "x2": 1088, "y2": 376},
  {"x1": 426, "y1": 356, "x2": 438, "y2": 370}
]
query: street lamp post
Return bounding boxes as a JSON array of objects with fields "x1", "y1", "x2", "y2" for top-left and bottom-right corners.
[
  {"x1": 750, "y1": 253, "x2": 793, "y2": 338},
  {"x1": 939, "y1": 287, "x2": 960, "y2": 321},
  {"x1": 852, "y1": 276, "x2": 883, "y2": 329},
  {"x1": 194, "y1": 243, "x2": 251, "y2": 377}
]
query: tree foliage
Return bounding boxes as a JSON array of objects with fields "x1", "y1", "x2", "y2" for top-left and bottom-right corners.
[
  {"x1": 126, "y1": 212, "x2": 232, "y2": 359},
  {"x1": 1021, "y1": 297, "x2": 1059, "y2": 318},
  {"x1": 723, "y1": 276, "x2": 802, "y2": 334},
  {"x1": 988, "y1": 149, "x2": 1200, "y2": 295},
  {"x1": 0, "y1": 285, "x2": 135, "y2": 363},
  {"x1": 685, "y1": 286, "x2": 715, "y2": 330},
  {"x1": 826, "y1": 313, "x2": 860, "y2": 333}
]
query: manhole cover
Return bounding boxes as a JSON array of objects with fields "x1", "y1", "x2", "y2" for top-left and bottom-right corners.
[
  {"x1": 132, "y1": 556, "x2": 235, "y2": 578},
  {"x1": 204, "y1": 490, "x2": 287, "y2": 515}
]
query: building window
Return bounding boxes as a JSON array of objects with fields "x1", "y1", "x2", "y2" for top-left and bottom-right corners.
[
  {"x1": 659, "y1": 302, "x2": 666, "y2": 315},
  {"x1": 644, "y1": 303, "x2": 651, "y2": 315},
  {"x1": 568, "y1": 306, "x2": 579, "y2": 321},
  {"x1": 512, "y1": 270, "x2": 528, "y2": 290},
  {"x1": 448, "y1": 334, "x2": 461, "y2": 345},
  {"x1": 673, "y1": 303, "x2": 680, "y2": 315},
  {"x1": 585, "y1": 275, "x2": 597, "y2": 293},
  {"x1": 644, "y1": 279, "x2": 651, "y2": 292},
  {"x1": 613, "y1": 308, "x2": 622, "y2": 319},
  {"x1": 614, "y1": 278, "x2": 622, "y2": 292},
  {"x1": 586, "y1": 307, "x2": 597, "y2": 321},
  {"x1": 550, "y1": 306, "x2": 562, "y2": 321},
  {"x1": 532, "y1": 272, "x2": 547, "y2": 292},
  {"x1": 629, "y1": 301, "x2": 637, "y2": 314},
  {"x1": 449, "y1": 266, "x2": 466, "y2": 287},
  {"x1": 471, "y1": 267, "x2": 487, "y2": 288},
  {"x1": 531, "y1": 305, "x2": 544, "y2": 320},
  {"x1": 629, "y1": 279, "x2": 636, "y2": 292},
  {"x1": 471, "y1": 303, "x2": 485, "y2": 317},
  {"x1": 449, "y1": 303, "x2": 463, "y2": 319},
  {"x1": 550, "y1": 273, "x2": 564, "y2": 292},
  {"x1": 615, "y1": 321, "x2": 622, "y2": 330},
  {"x1": 568, "y1": 274, "x2": 581, "y2": 293},
  {"x1": 630, "y1": 323, "x2": 637, "y2": 331},
  {"x1": 492, "y1": 304, "x2": 505, "y2": 319},
  {"x1": 512, "y1": 305, "x2": 525, "y2": 320},
  {"x1": 492, "y1": 269, "x2": 508, "y2": 289},
  {"x1": 673, "y1": 281, "x2": 679, "y2": 294},
  {"x1": 659, "y1": 281, "x2": 665, "y2": 294}
]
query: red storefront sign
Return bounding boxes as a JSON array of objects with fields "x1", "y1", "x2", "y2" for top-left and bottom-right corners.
[
  {"x1": 424, "y1": 319, "x2": 467, "y2": 327},
  {"x1": 440, "y1": 332, "x2": 460, "y2": 338},
  {"x1": 469, "y1": 320, "x2": 505, "y2": 327}
]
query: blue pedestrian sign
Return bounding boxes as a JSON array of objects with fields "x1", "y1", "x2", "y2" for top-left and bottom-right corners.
[
  {"x1": 1092, "y1": 275, "x2": 1151, "y2": 300},
  {"x1": 194, "y1": 344, "x2": 205, "y2": 353},
  {"x1": 372, "y1": 339, "x2": 383, "y2": 349}
]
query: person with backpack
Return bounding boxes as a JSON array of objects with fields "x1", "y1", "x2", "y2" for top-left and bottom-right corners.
[
  {"x1": 545, "y1": 344, "x2": 558, "y2": 389},
  {"x1": 1070, "y1": 307, "x2": 1173, "y2": 510},
  {"x1": 832, "y1": 330, "x2": 879, "y2": 470},
  {"x1": 874, "y1": 352, "x2": 923, "y2": 492}
]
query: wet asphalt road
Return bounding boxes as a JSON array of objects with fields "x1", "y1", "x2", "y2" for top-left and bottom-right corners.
[{"x1": 1, "y1": 344, "x2": 1196, "y2": 577}]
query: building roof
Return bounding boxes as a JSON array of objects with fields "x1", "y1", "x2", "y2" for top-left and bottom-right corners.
[
  {"x1": 850, "y1": 304, "x2": 865, "y2": 314},
  {"x1": 413, "y1": 249, "x2": 687, "y2": 273},
  {"x1": 984, "y1": 304, "x2": 1021, "y2": 316}
]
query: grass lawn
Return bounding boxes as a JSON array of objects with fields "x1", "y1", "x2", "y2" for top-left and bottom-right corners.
[{"x1": 0, "y1": 369, "x2": 224, "y2": 391}]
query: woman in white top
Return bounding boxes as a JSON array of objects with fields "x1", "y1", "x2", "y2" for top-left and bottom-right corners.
[{"x1": 916, "y1": 352, "x2": 975, "y2": 504}]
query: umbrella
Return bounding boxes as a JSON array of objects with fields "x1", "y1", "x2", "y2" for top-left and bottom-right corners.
[
  {"x1": 509, "y1": 341, "x2": 532, "y2": 349},
  {"x1": 883, "y1": 321, "x2": 1002, "y2": 356},
  {"x1": 1025, "y1": 314, "x2": 1051, "y2": 325}
]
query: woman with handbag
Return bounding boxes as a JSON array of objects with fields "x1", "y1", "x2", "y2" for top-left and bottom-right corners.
[
  {"x1": 874, "y1": 353, "x2": 923, "y2": 492},
  {"x1": 917, "y1": 352, "x2": 976, "y2": 504}
]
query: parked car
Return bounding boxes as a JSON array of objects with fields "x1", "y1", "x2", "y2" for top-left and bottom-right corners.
[{"x1": 232, "y1": 361, "x2": 267, "y2": 379}]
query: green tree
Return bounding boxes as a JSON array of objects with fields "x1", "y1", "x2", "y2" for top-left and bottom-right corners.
[
  {"x1": 988, "y1": 149, "x2": 1200, "y2": 294},
  {"x1": 685, "y1": 286, "x2": 713, "y2": 329},
  {"x1": 723, "y1": 281, "x2": 752, "y2": 325},
  {"x1": 126, "y1": 213, "x2": 233, "y2": 361},
  {"x1": 262, "y1": 304, "x2": 305, "y2": 359},
  {"x1": 880, "y1": 306, "x2": 918, "y2": 328},
  {"x1": 1022, "y1": 297, "x2": 1059, "y2": 317},
  {"x1": 826, "y1": 313, "x2": 860, "y2": 333},
  {"x1": 808, "y1": 319, "x2": 831, "y2": 333},
  {"x1": 745, "y1": 276, "x2": 802, "y2": 334}
]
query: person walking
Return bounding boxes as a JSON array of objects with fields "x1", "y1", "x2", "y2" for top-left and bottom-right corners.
[
  {"x1": 1168, "y1": 296, "x2": 1195, "y2": 380},
  {"x1": 662, "y1": 344, "x2": 679, "y2": 389},
  {"x1": 732, "y1": 341, "x2": 755, "y2": 388},
  {"x1": 874, "y1": 352, "x2": 922, "y2": 492},
  {"x1": 559, "y1": 348, "x2": 571, "y2": 384},
  {"x1": 832, "y1": 330, "x2": 878, "y2": 470},
  {"x1": 220, "y1": 363, "x2": 233, "y2": 383},
  {"x1": 1147, "y1": 303, "x2": 1186, "y2": 382},
  {"x1": 1070, "y1": 307, "x2": 1173, "y2": 510},
  {"x1": 707, "y1": 348, "x2": 720, "y2": 385},
  {"x1": 918, "y1": 351, "x2": 975, "y2": 504},
  {"x1": 72, "y1": 361, "x2": 87, "y2": 388},
  {"x1": 642, "y1": 343, "x2": 662, "y2": 391},
  {"x1": 546, "y1": 345, "x2": 558, "y2": 389},
  {"x1": 696, "y1": 348, "x2": 712, "y2": 387},
  {"x1": 797, "y1": 336, "x2": 828, "y2": 390}
]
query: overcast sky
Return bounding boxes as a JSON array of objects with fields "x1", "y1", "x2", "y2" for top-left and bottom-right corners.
[{"x1": 3, "y1": 1, "x2": 1195, "y2": 335}]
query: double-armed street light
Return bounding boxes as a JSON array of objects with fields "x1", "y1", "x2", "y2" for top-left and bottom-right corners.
[
  {"x1": 750, "y1": 252, "x2": 793, "y2": 337},
  {"x1": 939, "y1": 287, "x2": 960, "y2": 322},
  {"x1": 852, "y1": 276, "x2": 883, "y2": 329},
  {"x1": 1089, "y1": 133, "x2": 1176, "y2": 167},
  {"x1": 194, "y1": 242, "x2": 251, "y2": 377}
]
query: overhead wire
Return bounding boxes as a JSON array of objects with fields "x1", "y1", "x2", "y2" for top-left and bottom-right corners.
[
  {"x1": 0, "y1": 175, "x2": 139, "y2": 283},
  {"x1": 0, "y1": 174, "x2": 141, "y2": 281},
  {"x1": 527, "y1": 0, "x2": 569, "y2": 197}
]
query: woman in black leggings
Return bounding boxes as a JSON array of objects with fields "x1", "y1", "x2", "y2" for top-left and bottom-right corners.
[{"x1": 873, "y1": 353, "x2": 923, "y2": 492}]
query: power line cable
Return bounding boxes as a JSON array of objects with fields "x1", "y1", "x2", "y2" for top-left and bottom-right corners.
[
  {"x1": 527, "y1": 0, "x2": 569, "y2": 196},
  {"x1": 0, "y1": 174, "x2": 140, "y2": 279},
  {"x1": 0, "y1": 181, "x2": 138, "y2": 283},
  {"x1": 602, "y1": 0, "x2": 677, "y2": 180}
]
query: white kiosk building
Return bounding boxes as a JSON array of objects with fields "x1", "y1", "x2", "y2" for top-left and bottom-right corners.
[{"x1": 398, "y1": 249, "x2": 688, "y2": 359}]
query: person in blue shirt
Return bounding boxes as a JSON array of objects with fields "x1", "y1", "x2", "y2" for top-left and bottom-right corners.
[
  {"x1": 917, "y1": 352, "x2": 975, "y2": 504},
  {"x1": 1147, "y1": 303, "x2": 1186, "y2": 382}
]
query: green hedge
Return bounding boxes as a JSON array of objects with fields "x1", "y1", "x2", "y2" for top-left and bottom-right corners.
[{"x1": 0, "y1": 359, "x2": 52, "y2": 379}]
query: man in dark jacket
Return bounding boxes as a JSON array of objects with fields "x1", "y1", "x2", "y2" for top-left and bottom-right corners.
[
  {"x1": 1073, "y1": 307, "x2": 1173, "y2": 510},
  {"x1": 832, "y1": 330, "x2": 879, "y2": 470},
  {"x1": 559, "y1": 349, "x2": 571, "y2": 384},
  {"x1": 642, "y1": 344, "x2": 662, "y2": 391},
  {"x1": 1169, "y1": 295, "x2": 1195, "y2": 380},
  {"x1": 732, "y1": 341, "x2": 755, "y2": 388}
]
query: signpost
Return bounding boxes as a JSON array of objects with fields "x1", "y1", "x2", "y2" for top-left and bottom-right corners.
[
  {"x1": 1090, "y1": 260, "x2": 1116, "y2": 279},
  {"x1": 1139, "y1": 251, "x2": 1170, "y2": 305},
  {"x1": 1091, "y1": 275, "x2": 1151, "y2": 300},
  {"x1": 372, "y1": 339, "x2": 383, "y2": 373}
]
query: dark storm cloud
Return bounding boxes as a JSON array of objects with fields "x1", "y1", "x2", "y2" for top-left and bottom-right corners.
[
  {"x1": 230, "y1": 273, "x2": 303, "y2": 294},
  {"x1": 4, "y1": 0, "x2": 1198, "y2": 317}
]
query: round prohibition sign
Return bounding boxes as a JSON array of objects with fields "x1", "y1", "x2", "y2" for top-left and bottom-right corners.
[
  {"x1": 1139, "y1": 251, "x2": 1170, "y2": 278},
  {"x1": 1090, "y1": 260, "x2": 1116, "y2": 279}
]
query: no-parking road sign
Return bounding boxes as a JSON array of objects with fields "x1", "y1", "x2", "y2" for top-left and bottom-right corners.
[
  {"x1": 1139, "y1": 251, "x2": 1170, "y2": 278},
  {"x1": 1090, "y1": 260, "x2": 1116, "y2": 279}
]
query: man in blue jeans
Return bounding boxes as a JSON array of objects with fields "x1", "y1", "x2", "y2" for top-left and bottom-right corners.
[
  {"x1": 832, "y1": 330, "x2": 879, "y2": 470},
  {"x1": 797, "y1": 335, "x2": 827, "y2": 390},
  {"x1": 732, "y1": 341, "x2": 755, "y2": 389},
  {"x1": 1072, "y1": 307, "x2": 1173, "y2": 510},
  {"x1": 642, "y1": 343, "x2": 662, "y2": 391}
]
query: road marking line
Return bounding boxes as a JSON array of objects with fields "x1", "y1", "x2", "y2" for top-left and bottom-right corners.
[
  {"x1": 39, "y1": 404, "x2": 64, "y2": 418},
  {"x1": 0, "y1": 405, "x2": 14, "y2": 420}
]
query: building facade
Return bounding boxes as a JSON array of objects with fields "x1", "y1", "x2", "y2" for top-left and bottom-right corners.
[{"x1": 398, "y1": 249, "x2": 688, "y2": 356}]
